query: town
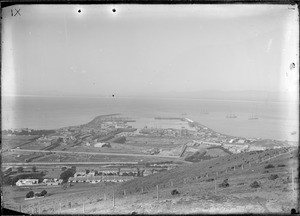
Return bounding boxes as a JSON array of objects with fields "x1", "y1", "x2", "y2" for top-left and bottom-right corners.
[{"x1": 2, "y1": 114, "x2": 297, "y2": 214}]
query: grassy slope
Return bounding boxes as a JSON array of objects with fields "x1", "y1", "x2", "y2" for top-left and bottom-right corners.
[{"x1": 4, "y1": 147, "x2": 298, "y2": 214}]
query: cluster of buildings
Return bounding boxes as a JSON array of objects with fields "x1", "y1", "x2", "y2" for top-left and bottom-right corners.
[
  {"x1": 139, "y1": 127, "x2": 190, "y2": 137},
  {"x1": 16, "y1": 178, "x2": 63, "y2": 187}
]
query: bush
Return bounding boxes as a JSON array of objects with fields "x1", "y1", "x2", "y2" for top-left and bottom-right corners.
[
  {"x1": 265, "y1": 164, "x2": 275, "y2": 169},
  {"x1": 268, "y1": 174, "x2": 278, "y2": 180},
  {"x1": 219, "y1": 179, "x2": 229, "y2": 188},
  {"x1": 26, "y1": 191, "x2": 34, "y2": 198},
  {"x1": 206, "y1": 178, "x2": 214, "y2": 182},
  {"x1": 171, "y1": 189, "x2": 180, "y2": 195},
  {"x1": 250, "y1": 181, "x2": 260, "y2": 188},
  {"x1": 41, "y1": 190, "x2": 47, "y2": 196},
  {"x1": 277, "y1": 164, "x2": 286, "y2": 167}
]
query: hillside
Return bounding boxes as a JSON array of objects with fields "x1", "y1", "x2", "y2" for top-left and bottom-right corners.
[{"x1": 4, "y1": 147, "x2": 298, "y2": 214}]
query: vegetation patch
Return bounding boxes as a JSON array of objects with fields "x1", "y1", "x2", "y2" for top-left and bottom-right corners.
[
  {"x1": 219, "y1": 179, "x2": 229, "y2": 188},
  {"x1": 268, "y1": 174, "x2": 279, "y2": 180},
  {"x1": 171, "y1": 189, "x2": 180, "y2": 195},
  {"x1": 250, "y1": 181, "x2": 260, "y2": 188},
  {"x1": 265, "y1": 164, "x2": 275, "y2": 169}
]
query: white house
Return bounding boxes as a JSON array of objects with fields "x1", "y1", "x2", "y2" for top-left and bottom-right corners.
[
  {"x1": 16, "y1": 179, "x2": 39, "y2": 186},
  {"x1": 42, "y1": 178, "x2": 63, "y2": 186},
  {"x1": 94, "y1": 142, "x2": 111, "y2": 148}
]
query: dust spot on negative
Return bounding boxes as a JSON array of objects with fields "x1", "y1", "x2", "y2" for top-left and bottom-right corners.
[
  {"x1": 112, "y1": 8, "x2": 116, "y2": 13},
  {"x1": 112, "y1": 94, "x2": 115, "y2": 97},
  {"x1": 290, "y1": 63, "x2": 295, "y2": 70},
  {"x1": 78, "y1": 9, "x2": 81, "y2": 13}
]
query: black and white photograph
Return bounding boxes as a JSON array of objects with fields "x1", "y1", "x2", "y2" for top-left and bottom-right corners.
[{"x1": 1, "y1": 3, "x2": 299, "y2": 214}]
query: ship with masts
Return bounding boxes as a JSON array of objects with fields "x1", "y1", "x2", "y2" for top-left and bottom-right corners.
[
  {"x1": 200, "y1": 109, "x2": 209, "y2": 115},
  {"x1": 248, "y1": 113, "x2": 259, "y2": 120},
  {"x1": 226, "y1": 113, "x2": 237, "y2": 118}
]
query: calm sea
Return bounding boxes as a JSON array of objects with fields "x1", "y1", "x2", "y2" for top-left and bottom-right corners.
[{"x1": 2, "y1": 96, "x2": 299, "y2": 141}]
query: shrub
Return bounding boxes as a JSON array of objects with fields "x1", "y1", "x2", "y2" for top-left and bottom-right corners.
[
  {"x1": 268, "y1": 174, "x2": 278, "y2": 180},
  {"x1": 41, "y1": 190, "x2": 47, "y2": 196},
  {"x1": 250, "y1": 181, "x2": 260, "y2": 188},
  {"x1": 265, "y1": 164, "x2": 275, "y2": 169},
  {"x1": 26, "y1": 191, "x2": 34, "y2": 198},
  {"x1": 171, "y1": 189, "x2": 180, "y2": 195},
  {"x1": 219, "y1": 179, "x2": 229, "y2": 188},
  {"x1": 206, "y1": 178, "x2": 214, "y2": 182},
  {"x1": 277, "y1": 164, "x2": 286, "y2": 167}
]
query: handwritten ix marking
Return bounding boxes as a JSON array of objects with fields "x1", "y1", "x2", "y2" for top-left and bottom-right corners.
[{"x1": 11, "y1": 9, "x2": 21, "y2": 16}]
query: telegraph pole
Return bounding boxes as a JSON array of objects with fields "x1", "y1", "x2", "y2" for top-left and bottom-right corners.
[{"x1": 156, "y1": 185, "x2": 159, "y2": 201}]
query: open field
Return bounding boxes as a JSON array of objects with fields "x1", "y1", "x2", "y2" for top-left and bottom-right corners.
[
  {"x1": 1, "y1": 135, "x2": 40, "y2": 151},
  {"x1": 3, "y1": 148, "x2": 297, "y2": 214},
  {"x1": 125, "y1": 136, "x2": 190, "y2": 148}
]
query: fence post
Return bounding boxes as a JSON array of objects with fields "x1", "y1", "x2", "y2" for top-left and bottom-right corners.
[
  {"x1": 60, "y1": 203, "x2": 62, "y2": 213},
  {"x1": 83, "y1": 202, "x2": 85, "y2": 213},
  {"x1": 214, "y1": 178, "x2": 217, "y2": 195},
  {"x1": 141, "y1": 187, "x2": 144, "y2": 194},
  {"x1": 292, "y1": 168, "x2": 295, "y2": 192},
  {"x1": 156, "y1": 185, "x2": 159, "y2": 201}
]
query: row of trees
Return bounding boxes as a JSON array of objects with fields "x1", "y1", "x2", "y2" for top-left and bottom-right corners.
[{"x1": 26, "y1": 190, "x2": 47, "y2": 198}]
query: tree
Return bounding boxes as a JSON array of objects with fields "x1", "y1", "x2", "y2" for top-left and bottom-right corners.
[
  {"x1": 85, "y1": 169, "x2": 90, "y2": 175},
  {"x1": 26, "y1": 191, "x2": 34, "y2": 198},
  {"x1": 61, "y1": 167, "x2": 67, "y2": 172},
  {"x1": 32, "y1": 166, "x2": 37, "y2": 172},
  {"x1": 17, "y1": 167, "x2": 24, "y2": 173},
  {"x1": 41, "y1": 190, "x2": 47, "y2": 196},
  {"x1": 60, "y1": 168, "x2": 76, "y2": 183}
]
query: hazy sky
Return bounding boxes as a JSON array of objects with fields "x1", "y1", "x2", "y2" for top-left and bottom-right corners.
[{"x1": 2, "y1": 4, "x2": 298, "y2": 97}]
